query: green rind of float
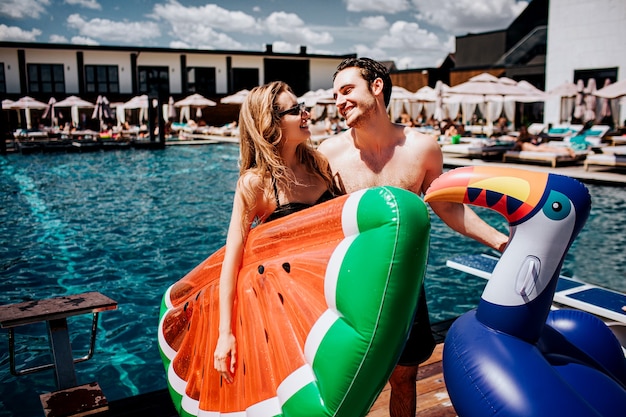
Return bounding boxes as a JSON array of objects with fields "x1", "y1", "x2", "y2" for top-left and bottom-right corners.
[
  {"x1": 312, "y1": 186, "x2": 430, "y2": 416},
  {"x1": 282, "y1": 381, "x2": 327, "y2": 417},
  {"x1": 158, "y1": 292, "x2": 172, "y2": 370}
]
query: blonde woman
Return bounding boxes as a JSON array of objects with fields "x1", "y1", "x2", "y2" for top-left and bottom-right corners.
[{"x1": 213, "y1": 81, "x2": 344, "y2": 382}]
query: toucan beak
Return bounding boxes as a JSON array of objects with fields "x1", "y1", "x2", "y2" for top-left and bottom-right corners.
[{"x1": 424, "y1": 166, "x2": 550, "y2": 224}]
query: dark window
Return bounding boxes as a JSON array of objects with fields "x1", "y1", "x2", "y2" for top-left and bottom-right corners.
[
  {"x1": 27, "y1": 63, "x2": 65, "y2": 94},
  {"x1": 573, "y1": 67, "x2": 618, "y2": 87},
  {"x1": 187, "y1": 67, "x2": 216, "y2": 95},
  {"x1": 138, "y1": 66, "x2": 169, "y2": 97},
  {"x1": 85, "y1": 65, "x2": 119, "y2": 94},
  {"x1": 0, "y1": 64, "x2": 5, "y2": 94},
  {"x1": 264, "y1": 59, "x2": 309, "y2": 96},
  {"x1": 231, "y1": 68, "x2": 259, "y2": 92}
]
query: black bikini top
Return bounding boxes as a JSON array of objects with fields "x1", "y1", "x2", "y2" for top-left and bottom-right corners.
[{"x1": 265, "y1": 180, "x2": 336, "y2": 222}]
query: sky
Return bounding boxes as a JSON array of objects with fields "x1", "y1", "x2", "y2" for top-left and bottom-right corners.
[{"x1": 0, "y1": 0, "x2": 530, "y2": 69}]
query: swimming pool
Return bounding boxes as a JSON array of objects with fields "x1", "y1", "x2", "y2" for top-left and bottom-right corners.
[{"x1": 1, "y1": 145, "x2": 624, "y2": 416}]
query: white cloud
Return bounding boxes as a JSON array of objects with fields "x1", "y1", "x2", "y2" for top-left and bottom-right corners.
[
  {"x1": 345, "y1": 0, "x2": 411, "y2": 13},
  {"x1": 412, "y1": 0, "x2": 528, "y2": 34},
  {"x1": 377, "y1": 21, "x2": 441, "y2": 51},
  {"x1": 66, "y1": 13, "x2": 161, "y2": 44},
  {"x1": 359, "y1": 16, "x2": 389, "y2": 31},
  {"x1": 71, "y1": 36, "x2": 99, "y2": 45},
  {"x1": 169, "y1": 40, "x2": 190, "y2": 49},
  {"x1": 151, "y1": 0, "x2": 258, "y2": 33},
  {"x1": 49, "y1": 34, "x2": 69, "y2": 43},
  {"x1": 0, "y1": 24, "x2": 41, "y2": 41},
  {"x1": 169, "y1": 24, "x2": 245, "y2": 50},
  {"x1": 64, "y1": 0, "x2": 101, "y2": 10},
  {"x1": 353, "y1": 20, "x2": 454, "y2": 68},
  {"x1": 264, "y1": 12, "x2": 333, "y2": 46},
  {"x1": 271, "y1": 41, "x2": 298, "y2": 54},
  {"x1": 0, "y1": 0, "x2": 50, "y2": 19},
  {"x1": 148, "y1": 0, "x2": 265, "y2": 50}
]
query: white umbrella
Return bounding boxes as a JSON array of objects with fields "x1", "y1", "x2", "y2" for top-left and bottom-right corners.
[
  {"x1": 9, "y1": 96, "x2": 48, "y2": 109},
  {"x1": 42, "y1": 97, "x2": 57, "y2": 126},
  {"x1": 597, "y1": 78, "x2": 613, "y2": 124},
  {"x1": 91, "y1": 95, "x2": 113, "y2": 130},
  {"x1": 593, "y1": 79, "x2": 626, "y2": 99},
  {"x1": 54, "y1": 95, "x2": 94, "y2": 128},
  {"x1": 548, "y1": 81, "x2": 579, "y2": 123},
  {"x1": 167, "y1": 96, "x2": 177, "y2": 120},
  {"x1": 123, "y1": 94, "x2": 149, "y2": 109},
  {"x1": 414, "y1": 86, "x2": 437, "y2": 102},
  {"x1": 221, "y1": 89, "x2": 250, "y2": 105},
  {"x1": 175, "y1": 93, "x2": 217, "y2": 108},
  {"x1": 583, "y1": 78, "x2": 597, "y2": 123},
  {"x1": 433, "y1": 81, "x2": 448, "y2": 122},
  {"x1": 123, "y1": 95, "x2": 150, "y2": 125},
  {"x1": 572, "y1": 80, "x2": 585, "y2": 122},
  {"x1": 9, "y1": 96, "x2": 49, "y2": 129},
  {"x1": 389, "y1": 86, "x2": 416, "y2": 122},
  {"x1": 54, "y1": 95, "x2": 94, "y2": 108},
  {"x1": 175, "y1": 93, "x2": 216, "y2": 121},
  {"x1": 298, "y1": 88, "x2": 333, "y2": 107},
  {"x1": 109, "y1": 102, "x2": 126, "y2": 126},
  {"x1": 505, "y1": 81, "x2": 548, "y2": 103},
  {"x1": 446, "y1": 74, "x2": 528, "y2": 126},
  {"x1": 447, "y1": 73, "x2": 529, "y2": 97},
  {"x1": 547, "y1": 81, "x2": 578, "y2": 98}
]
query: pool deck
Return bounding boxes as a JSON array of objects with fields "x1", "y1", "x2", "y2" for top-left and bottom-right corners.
[
  {"x1": 101, "y1": 320, "x2": 455, "y2": 417},
  {"x1": 443, "y1": 155, "x2": 626, "y2": 186}
]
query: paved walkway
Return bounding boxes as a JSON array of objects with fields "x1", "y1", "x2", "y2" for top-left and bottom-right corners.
[{"x1": 443, "y1": 156, "x2": 626, "y2": 186}]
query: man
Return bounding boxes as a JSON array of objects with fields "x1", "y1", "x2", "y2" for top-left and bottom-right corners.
[{"x1": 318, "y1": 57, "x2": 508, "y2": 417}]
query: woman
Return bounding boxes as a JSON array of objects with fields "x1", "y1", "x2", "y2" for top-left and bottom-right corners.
[
  {"x1": 213, "y1": 81, "x2": 344, "y2": 382},
  {"x1": 514, "y1": 125, "x2": 576, "y2": 157}
]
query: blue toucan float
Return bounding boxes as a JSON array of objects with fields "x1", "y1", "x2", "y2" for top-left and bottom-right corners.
[{"x1": 425, "y1": 166, "x2": 626, "y2": 417}]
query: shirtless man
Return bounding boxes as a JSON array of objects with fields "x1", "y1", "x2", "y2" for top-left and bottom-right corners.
[{"x1": 318, "y1": 57, "x2": 508, "y2": 417}]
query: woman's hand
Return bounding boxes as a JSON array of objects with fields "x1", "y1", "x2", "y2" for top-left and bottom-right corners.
[{"x1": 214, "y1": 332, "x2": 237, "y2": 383}]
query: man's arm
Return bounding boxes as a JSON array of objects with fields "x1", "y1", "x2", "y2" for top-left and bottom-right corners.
[
  {"x1": 429, "y1": 200, "x2": 508, "y2": 252},
  {"x1": 421, "y1": 142, "x2": 509, "y2": 252}
]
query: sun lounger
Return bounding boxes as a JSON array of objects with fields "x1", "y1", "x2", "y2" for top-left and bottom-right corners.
[
  {"x1": 546, "y1": 124, "x2": 583, "y2": 139},
  {"x1": 527, "y1": 123, "x2": 546, "y2": 135},
  {"x1": 503, "y1": 149, "x2": 588, "y2": 168},
  {"x1": 442, "y1": 140, "x2": 515, "y2": 159},
  {"x1": 584, "y1": 152, "x2": 626, "y2": 171},
  {"x1": 446, "y1": 253, "x2": 626, "y2": 325}
]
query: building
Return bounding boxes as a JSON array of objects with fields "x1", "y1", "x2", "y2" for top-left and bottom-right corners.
[
  {"x1": 392, "y1": 0, "x2": 625, "y2": 128},
  {"x1": 544, "y1": 0, "x2": 626, "y2": 126},
  {"x1": 0, "y1": 42, "x2": 354, "y2": 127}
]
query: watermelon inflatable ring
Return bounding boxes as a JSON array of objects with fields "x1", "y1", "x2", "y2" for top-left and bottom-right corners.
[{"x1": 158, "y1": 186, "x2": 431, "y2": 417}]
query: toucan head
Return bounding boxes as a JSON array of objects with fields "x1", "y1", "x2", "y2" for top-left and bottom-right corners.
[{"x1": 425, "y1": 166, "x2": 591, "y2": 243}]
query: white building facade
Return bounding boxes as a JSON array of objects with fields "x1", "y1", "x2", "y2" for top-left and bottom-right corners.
[{"x1": 544, "y1": 0, "x2": 626, "y2": 126}]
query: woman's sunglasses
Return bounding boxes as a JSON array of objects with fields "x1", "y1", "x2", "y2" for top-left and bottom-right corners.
[{"x1": 277, "y1": 102, "x2": 306, "y2": 117}]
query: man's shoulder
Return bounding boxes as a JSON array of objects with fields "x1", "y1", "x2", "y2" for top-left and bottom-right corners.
[
  {"x1": 404, "y1": 128, "x2": 440, "y2": 150},
  {"x1": 318, "y1": 130, "x2": 352, "y2": 154}
]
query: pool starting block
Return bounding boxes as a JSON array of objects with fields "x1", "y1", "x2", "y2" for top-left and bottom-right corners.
[{"x1": 0, "y1": 291, "x2": 117, "y2": 416}]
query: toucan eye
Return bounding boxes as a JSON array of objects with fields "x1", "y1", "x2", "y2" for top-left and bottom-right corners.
[{"x1": 543, "y1": 190, "x2": 571, "y2": 221}]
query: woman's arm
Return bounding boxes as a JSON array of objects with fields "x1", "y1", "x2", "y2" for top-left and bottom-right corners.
[{"x1": 214, "y1": 174, "x2": 265, "y2": 383}]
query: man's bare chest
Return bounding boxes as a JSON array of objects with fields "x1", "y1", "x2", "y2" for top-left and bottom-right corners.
[{"x1": 339, "y1": 161, "x2": 421, "y2": 194}]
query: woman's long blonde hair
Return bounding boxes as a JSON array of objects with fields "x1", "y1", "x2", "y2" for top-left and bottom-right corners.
[{"x1": 237, "y1": 81, "x2": 342, "y2": 224}]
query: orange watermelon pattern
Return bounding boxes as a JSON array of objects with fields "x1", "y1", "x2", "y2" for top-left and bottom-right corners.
[{"x1": 158, "y1": 186, "x2": 431, "y2": 417}]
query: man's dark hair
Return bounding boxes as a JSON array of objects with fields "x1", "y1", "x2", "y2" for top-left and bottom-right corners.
[{"x1": 333, "y1": 57, "x2": 393, "y2": 107}]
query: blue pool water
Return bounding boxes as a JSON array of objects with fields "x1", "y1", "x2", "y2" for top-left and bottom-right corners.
[{"x1": 1, "y1": 146, "x2": 625, "y2": 416}]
